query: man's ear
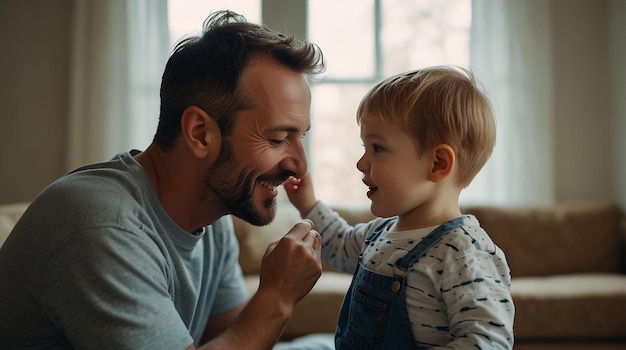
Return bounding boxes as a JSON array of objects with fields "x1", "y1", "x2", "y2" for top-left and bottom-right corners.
[
  {"x1": 180, "y1": 106, "x2": 222, "y2": 161},
  {"x1": 427, "y1": 144, "x2": 455, "y2": 183}
]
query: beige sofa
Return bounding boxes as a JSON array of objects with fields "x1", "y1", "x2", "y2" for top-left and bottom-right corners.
[
  {"x1": 2, "y1": 199, "x2": 626, "y2": 349},
  {"x1": 233, "y1": 198, "x2": 626, "y2": 349}
]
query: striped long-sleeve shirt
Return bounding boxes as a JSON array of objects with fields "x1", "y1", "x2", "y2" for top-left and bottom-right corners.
[{"x1": 306, "y1": 201, "x2": 515, "y2": 349}]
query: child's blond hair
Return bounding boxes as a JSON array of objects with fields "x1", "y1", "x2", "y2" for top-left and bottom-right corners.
[{"x1": 356, "y1": 66, "x2": 496, "y2": 188}]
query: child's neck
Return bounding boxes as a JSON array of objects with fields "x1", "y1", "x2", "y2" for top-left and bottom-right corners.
[{"x1": 393, "y1": 199, "x2": 462, "y2": 232}]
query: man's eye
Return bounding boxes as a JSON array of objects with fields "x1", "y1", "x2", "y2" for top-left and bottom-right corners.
[{"x1": 269, "y1": 139, "x2": 285, "y2": 146}]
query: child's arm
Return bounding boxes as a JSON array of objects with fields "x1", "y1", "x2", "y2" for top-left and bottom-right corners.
[
  {"x1": 284, "y1": 174, "x2": 382, "y2": 274},
  {"x1": 441, "y1": 250, "x2": 514, "y2": 349},
  {"x1": 283, "y1": 174, "x2": 318, "y2": 218}
]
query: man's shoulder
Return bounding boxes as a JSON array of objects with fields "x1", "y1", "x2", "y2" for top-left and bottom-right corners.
[{"x1": 16, "y1": 161, "x2": 152, "y2": 242}]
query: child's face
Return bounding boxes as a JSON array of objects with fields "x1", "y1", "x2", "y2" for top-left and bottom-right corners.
[{"x1": 357, "y1": 117, "x2": 434, "y2": 219}]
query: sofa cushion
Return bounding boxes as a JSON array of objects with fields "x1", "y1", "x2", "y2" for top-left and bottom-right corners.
[
  {"x1": 511, "y1": 273, "x2": 626, "y2": 340},
  {"x1": 250, "y1": 272, "x2": 626, "y2": 341},
  {"x1": 463, "y1": 201, "x2": 624, "y2": 277}
]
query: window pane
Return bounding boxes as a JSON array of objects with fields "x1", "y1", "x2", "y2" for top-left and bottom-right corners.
[
  {"x1": 168, "y1": 0, "x2": 261, "y2": 46},
  {"x1": 308, "y1": 0, "x2": 376, "y2": 80},
  {"x1": 309, "y1": 1, "x2": 470, "y2": 205},
  {"x1": 309, "y1": 84, "x2": 372, "y2": 203},
  {"x1": 382, "y1": 0, "x2": 470, "y2": 74}
]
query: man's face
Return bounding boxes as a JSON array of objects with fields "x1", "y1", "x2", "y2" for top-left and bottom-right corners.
[{"x1": 204, "y1": 55, "x2": 311, "y2": 226}]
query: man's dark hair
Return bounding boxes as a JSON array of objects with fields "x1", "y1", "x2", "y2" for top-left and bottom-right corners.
[{"x1": 154, "y1": 10, "x2": 326, "y2": 151}]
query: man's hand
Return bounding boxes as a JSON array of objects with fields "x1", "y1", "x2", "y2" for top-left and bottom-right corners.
[
  {"x1": 259, "y1": 219, "x2": 322, "y2": 308},
  {"x1": 194, "y1": 220, "x2": 322, "y2": 350}
]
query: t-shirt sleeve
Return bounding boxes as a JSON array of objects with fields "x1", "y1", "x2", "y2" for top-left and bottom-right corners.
[{"x1": 40, "y1": 226, "x2": 194, "y2": 350}]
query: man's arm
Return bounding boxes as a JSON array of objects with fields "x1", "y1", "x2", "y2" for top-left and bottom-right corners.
[
  {"x1": 200, "y1": 304, "x2": 245, "y2": 344},
  {"x1": 191, "y1": 220, "x2": 322, "y2": 350}
]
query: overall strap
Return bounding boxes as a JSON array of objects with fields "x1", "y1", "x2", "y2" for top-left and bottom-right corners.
[
  {"x1": 394, "y1": 216, "x2": 466, "y2": 273},
  {"x1": 364, "y1": 218, "x2": 395, "y2": 243},
  {"x1": 359, "y1": 218, "x2": 395, "y2": 263}
]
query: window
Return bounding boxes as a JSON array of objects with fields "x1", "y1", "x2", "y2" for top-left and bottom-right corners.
[
  {"x1": 167, "y1": 0, "x2": 471, "y2": 205},
  {"x1": 168, "y1": 0, "x2": 260, "y2": 47},
  {"x1": 308, "y1": 0, "x2": 471, "y2": 204}
]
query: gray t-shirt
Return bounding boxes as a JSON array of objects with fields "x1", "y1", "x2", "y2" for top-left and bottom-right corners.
[{"x1": 0, "y1": 152, "x2": 248, "y2": 349}]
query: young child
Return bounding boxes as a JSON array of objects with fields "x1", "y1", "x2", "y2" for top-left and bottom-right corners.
[{"x1": 284, "y1": 66, "x2": 514, "y2": 349}]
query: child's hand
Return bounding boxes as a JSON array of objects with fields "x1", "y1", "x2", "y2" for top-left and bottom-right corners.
[{"x1": 283, "y1": 174, "x2": 317, "y2": 218}]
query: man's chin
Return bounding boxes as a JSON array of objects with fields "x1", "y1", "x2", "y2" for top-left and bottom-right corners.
[
  {"x1": 236, "y1": 198, "x2": 276, "y2": 227},
  {"x1": 245, "y1": 212, "x2": 275, "y2": 227},
  {"x1": 256, "y1": 198, "x2": 277, "y2": 226}
]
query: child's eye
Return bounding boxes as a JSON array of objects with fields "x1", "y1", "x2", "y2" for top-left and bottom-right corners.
[{"x1": 361, "y1": 143, "x2": 384, "y2": 153}]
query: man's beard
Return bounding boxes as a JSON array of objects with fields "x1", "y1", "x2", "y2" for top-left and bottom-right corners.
[{"x1": 204, "y1": 139, "x2": 291, "y2": 226}]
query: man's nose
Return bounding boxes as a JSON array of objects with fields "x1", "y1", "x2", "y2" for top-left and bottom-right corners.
[{"x1": 281, "y1": 142, "x2": 308, "y2": 178}]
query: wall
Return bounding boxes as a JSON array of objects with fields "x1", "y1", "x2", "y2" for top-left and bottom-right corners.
[
  {"x1": 609, "y1": 0, "x2": 626, "y2": 210},
  {"x1": 552, "y1": 0, "x2": 613, "y2": 201},
  {"x1": 0, "y1": 0, "x2": 623, "y2": 207},
  {"x1": 0, "y1": 0, "x2": 72, "y2": 203}
]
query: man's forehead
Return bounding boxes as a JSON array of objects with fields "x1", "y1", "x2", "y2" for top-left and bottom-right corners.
[
  {"x1": 266, "y1": 124, "x2": 311, "y2": 134},
  {"x1": 234, "y1": 108, "x2": 310, "y2": 133}
]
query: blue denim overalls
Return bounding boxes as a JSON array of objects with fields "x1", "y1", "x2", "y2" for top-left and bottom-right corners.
[{"x1": 335, "y1": 216, "x2": 466, "y2": 350}]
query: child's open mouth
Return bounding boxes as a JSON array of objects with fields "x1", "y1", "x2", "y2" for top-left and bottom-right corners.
[{"x1": 366, "y1": 186, "x2": 378, "y2": 198}]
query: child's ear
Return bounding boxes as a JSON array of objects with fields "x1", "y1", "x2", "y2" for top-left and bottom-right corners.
[
  {"x1": 428, "y1": 144, "x2": 455, "y2": 183},
  {"x1": 180, "y1": 106, "x2": 222, "y2": 162}
]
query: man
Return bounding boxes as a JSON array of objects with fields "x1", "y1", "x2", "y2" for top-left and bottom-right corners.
[{"x1": 0, "y1": 10, "x2": 326, "y2": 350}]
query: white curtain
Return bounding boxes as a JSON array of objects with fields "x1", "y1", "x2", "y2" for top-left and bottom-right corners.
[
  {"x1": 464, "y1": 0, "x2": 555, "y2": 206},
  {"x1": 66, "y1": 0, "x2": 169, "y2": 170}
]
